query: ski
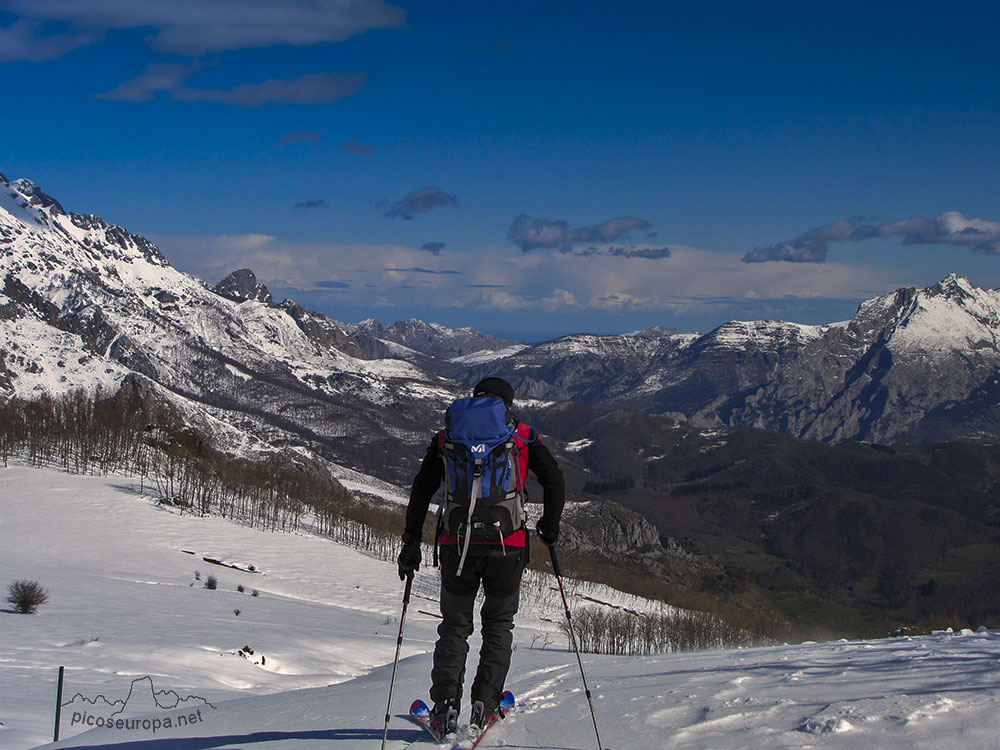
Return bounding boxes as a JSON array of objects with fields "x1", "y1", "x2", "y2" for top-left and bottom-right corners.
[
  {"x1": 451, "y1": 691, "x2": 515, "y2": 750},
  {"x1": 407, "y1": 691, "x2": 514, "y2": 749},
  {"x1": 408, "y1": 698, "x2": 449, "y2": 745}
]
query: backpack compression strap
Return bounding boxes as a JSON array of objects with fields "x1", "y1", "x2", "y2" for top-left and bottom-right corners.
[{"x1": 455, "y1": 457, "x2": 482, "y2": 577}]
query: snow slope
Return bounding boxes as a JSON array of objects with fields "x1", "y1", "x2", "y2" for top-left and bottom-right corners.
[{"x1": 4, "y1": 464, "x2": 1000, "y2": 750}]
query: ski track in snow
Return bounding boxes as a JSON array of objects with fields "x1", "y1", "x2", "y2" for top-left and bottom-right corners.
[{"x1": 3, "y1": 464, "x2": 1000, "y2": 750}]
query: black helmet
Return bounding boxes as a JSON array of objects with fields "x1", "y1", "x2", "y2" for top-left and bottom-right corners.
[{"x1": 472, "y1": 377, "x2": 515, "y2": 408}]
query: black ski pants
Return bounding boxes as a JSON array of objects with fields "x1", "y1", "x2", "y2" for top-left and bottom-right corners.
[{"x1": 430, "y1": 543, "x2": 526, "y2": 708}]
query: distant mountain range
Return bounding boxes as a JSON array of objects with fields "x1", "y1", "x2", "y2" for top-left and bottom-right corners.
[
  {"x1": 8, "y1": 171, "x2": 1000, "y2": 450},
  {"x1": 349, "y1": 275, "x2": 1000, "y2": 446},
  {"x1": 5, "y1": 171, "x2": 1000, "y2": 632}
]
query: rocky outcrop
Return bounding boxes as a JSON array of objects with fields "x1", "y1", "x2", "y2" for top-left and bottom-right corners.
[
  {"x1": 560, "y1": 500, "x2": 661, "y2": 553},
  {"x1": 555, "y1": 499, "x2": 717, "y2": 589},
  {"x1": 280, "y1": 300, "x2": 365, "y2": 359},
  {"x1": 212, "y1": 268, "x2": 273, "y2": 304}
]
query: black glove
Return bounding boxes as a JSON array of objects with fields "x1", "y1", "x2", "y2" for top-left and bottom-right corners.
[
  {"x1": 536, "y1": 518, "x2": 559, "y2": 547},
  {"x1": 397, "y1": 535, "x2": 421, "y2": 580}
]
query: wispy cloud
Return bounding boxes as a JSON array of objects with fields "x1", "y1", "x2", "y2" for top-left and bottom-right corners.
[
  {"x1": 507, "y1": 214, "x2": 653, "y2": 253},
  {"x1": 1, "y1": 0, "x2": 407, "y2": 58},
  {"x1": 385, "y1": 267, "x2": 460, "y2": 275},
  {"x1": 97, "y1": 65, "x2": 366, "y2": 106},
  {"x1": 95, "y1": 62, "x2": 194, "y2": 102},
  {"x1": 880, "y1": 212, "x2": 1000, "y2": 254},
  {"x1": 279, "y1": 130, "x2": 322, "y2": 145},
  {"x1": 341, "y1": 138, "x2": 377, "y2": 155},
  {"x1": 0, "y1": 18, "x2": 99, "y2": 62},
  {"x1": 421, "y1": 241, "x2": 446, "y2": 255},
  {"x1": 744, "y1": 211, "x2": 1000, "y2": 263},
  {"x1": 572, "y1": 245, "x2": 672, "y2": 259},
  {"x1": 294, "y1": 199, "x2": 327, "y2": 210},
  {"x1": 5, "y1": 1, "x2": 401, "y2": 107},
  {"x1": 378, "y1": 186, "x2": 459, "y2": 220}
]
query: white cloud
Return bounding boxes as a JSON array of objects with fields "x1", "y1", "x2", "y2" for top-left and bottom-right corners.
[
  {"x1": 154, "y1": 233, "x2": 902, "y2": 325},
  {"x1": 97, "y1": 64, "x2": 367, "y2": 106},
  {"x1": 0, "y1": 18, "x2": 99, "y2": 62},
  {"x1": 745, "y1": 211, "x2": 1000, "y2": 263},
  {"x1": 4, "y1": 0, "x2": 400, "y2": 106},
  {"x1": 2, "y1": 0, "x2": 406, "y2": 57}
]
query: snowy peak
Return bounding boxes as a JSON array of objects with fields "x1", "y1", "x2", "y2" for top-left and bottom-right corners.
[
  {"x1": 457, "y1": 274, "x2": 1000, "y2": 443},
  {"x1": 1, "y1": 176, "x2": 170, "y2": 270},
  {"x1": 851, "y1": 274, "x2": 1000, "y2": 354},
  {"x1": 11, "y1": 177, "x2": 66, "y2": 216},
  {"x1": 926, "y1": 272, "x2": 978, "y2": 301},
  {"x1": 384, "y1": 317, "x2": 515, "y2": 355},
  {"x1": 728, "y1": 274, "x2": 1000, "y2": 443},
  {"x1": 699, "y1": 319, "x2": 825, "y2": 353},
  {"x1": 213, "y1": 268, "x2": 273, "y2": 304}
]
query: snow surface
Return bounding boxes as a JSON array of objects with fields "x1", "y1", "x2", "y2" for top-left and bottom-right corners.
[
  {"x1": 706, "y1": 320, "x2": 827, "y2": 350},
  {"x1": 5, "y1": 463, "x2": 1000, "y2": 750},
  {"x1": 0, "y1": 295, "x2": 129, "y2": 395},
  {"x1": 563, "y1": 439, "x2": 594, "y2": 453},
  {"x1": 890, "y1": 277, "x2": 1000, "y2": 356},
  {"x1": 448, "y1": 345, "x2": 529, "y2": 366}
]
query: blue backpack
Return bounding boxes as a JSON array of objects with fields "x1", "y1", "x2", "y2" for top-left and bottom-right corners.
[{"x1": 438, "y1": 396, "x2": 529, "y2": 573}]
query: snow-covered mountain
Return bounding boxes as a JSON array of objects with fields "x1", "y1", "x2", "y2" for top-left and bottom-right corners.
[
  {"x1": 734, "y1": 275, "x2": 1000, "y2": 442},
  {"x1": 7, "y1": 173, "x2": 1000, "y2": 695},
  {"x1": 342, "y1": 317, "x2": 520, "y2": 371},
  {"x1": 0, "y1": 173, "x2": 457, "y2": 484},
  {"x1": 454, "y1": 276, "x2": 1000, "y2": 443}
]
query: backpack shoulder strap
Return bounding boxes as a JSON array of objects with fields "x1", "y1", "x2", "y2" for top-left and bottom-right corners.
[{"x1": 434, "y1": 428, "x2": 447, "y2": 568}]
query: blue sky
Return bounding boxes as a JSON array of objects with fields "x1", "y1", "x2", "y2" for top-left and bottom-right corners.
[{"x1": 2, "y1": 0, "x2": 998, "y2": 341}]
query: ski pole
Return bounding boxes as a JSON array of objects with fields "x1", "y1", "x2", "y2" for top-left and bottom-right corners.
[
  {"x1": 381, "y1": 572, "x2": 414, "y2": 750},
  {"x1": 548, "y1": 544, "x2": 608, "y2": 750}
]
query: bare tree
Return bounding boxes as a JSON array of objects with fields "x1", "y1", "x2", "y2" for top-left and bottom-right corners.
[{"x1": 7, "y1": 580, "x2": 49, "y2": 614}]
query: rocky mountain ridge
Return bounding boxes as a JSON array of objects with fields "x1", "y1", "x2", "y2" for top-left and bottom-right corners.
[
  {"x1": 426, "y1": 275, "x2": 1000, "y2": 445},
  {"x1": 341, "y1": 317, "x2": 520, "y2": 368}
]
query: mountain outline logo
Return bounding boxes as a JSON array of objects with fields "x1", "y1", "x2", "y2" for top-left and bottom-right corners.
[{"x1": 61, "y1": 675, "x2": 217, "y2": 736}]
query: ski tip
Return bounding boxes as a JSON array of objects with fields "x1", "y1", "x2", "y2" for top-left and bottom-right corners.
[{"x1": 410, "y1": 698, "x2": 429, "y2": 715}]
